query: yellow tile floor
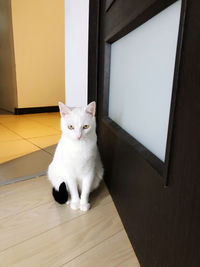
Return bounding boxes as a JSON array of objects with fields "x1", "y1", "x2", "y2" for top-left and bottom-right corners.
[{"x1": 0, "y1": 112, "x2": 61, "y2": 164}]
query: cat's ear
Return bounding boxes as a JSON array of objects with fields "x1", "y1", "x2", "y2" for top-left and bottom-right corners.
[
  {"x1": 85, "y1": 101, "x2": 96, "y2": 117},
  {"x1": 58, "y1": 102, "x2": 71, "y2": 117}
]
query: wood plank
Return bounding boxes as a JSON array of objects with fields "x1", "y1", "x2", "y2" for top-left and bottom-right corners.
[
  {"x1": 0, "y1": 176, "x2": 51, "y2": 220},
  {"x1": 0, "y1": 202, "x2": 123, "y2": 267},
  {"x1": 63, "y1": 230, "x2": 140, "y2": 267},
  {"x1": 0, "y1": 181, "x2": 111, "y2": 251}
]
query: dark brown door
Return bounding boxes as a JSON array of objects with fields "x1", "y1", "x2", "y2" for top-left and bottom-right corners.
[{"x1": 88, "y1": 0, "x2": 200, "y2": 266}]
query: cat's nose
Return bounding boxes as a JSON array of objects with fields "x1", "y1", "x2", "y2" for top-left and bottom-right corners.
[{"x1": 77, "y1": 135, "x2": 82, "y2": 140}]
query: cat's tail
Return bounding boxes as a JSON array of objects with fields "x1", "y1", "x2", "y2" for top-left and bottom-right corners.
[
  {"x1": 52, "y1": 182, "x2": 68, "y2": 204},
  {"x1": 48, "y1": 163, "x2": 68, "y2": 204}
]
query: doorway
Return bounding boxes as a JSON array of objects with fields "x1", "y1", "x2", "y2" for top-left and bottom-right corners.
[{"x1": 0, "y1": 0, "x2": 65, "y2": 184}]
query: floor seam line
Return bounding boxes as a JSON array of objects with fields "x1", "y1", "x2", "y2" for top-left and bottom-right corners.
[
  {"x1": 60, "y1": 229, "x2": 124, "y2": 266},
  {"x1": 23, "y1": 139, "x2": 54, "y2": 156},
  {"x1": 0, "y1": 198, "x2": 52, "y2": 222},
  {"x1": 0, "y1": 200, "x2": 113, "y2": 254},
  {"x1": 0, "y1": 122, "x2": 60, "y2": 140},
  {"x1": 0, "y1": 171, "x2": 47, "y2": 186}
]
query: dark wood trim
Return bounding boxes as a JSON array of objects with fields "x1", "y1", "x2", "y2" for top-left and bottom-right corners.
[
  {"x1": 105, "y1": 0, "x2": 115, "y2": 12},
  {"x1": 102, "y1": 43, "x2": 111, "y2": 117},
  {"x1": 163, "y1": 0, "x2": 188, "y2": 186},
  {"x1": 14, "y1": 106, "x2": 59, "y2": 115},
  {"x1": 98, "y1": 0, "x2": 187, "y2": 181},
  {"x1": 102, "y1": 117, "x2": 164, "y2": 176},
  {"x1": 105, "y1": 0, "x2": 177, "y2": 43},
  {"x1": 88, "y1": 0, "x2": 100, "y2": 106}
]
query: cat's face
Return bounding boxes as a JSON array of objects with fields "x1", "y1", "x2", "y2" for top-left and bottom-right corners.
[{"x1": 59, "y1": 102, "x2": 96, "y2": 141}]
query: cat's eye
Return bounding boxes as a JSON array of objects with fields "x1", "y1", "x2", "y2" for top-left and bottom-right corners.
[
  {"x1": 68, "y1": 125, "x2": 74, "y2": 130},
  {"x1": 83, "y1": 125, "x2": 89, "y2": 129}
]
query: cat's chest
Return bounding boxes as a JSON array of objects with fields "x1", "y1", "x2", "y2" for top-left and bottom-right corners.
[{"x1": 59, "y1": 139, "x2": 95, "y2": 165}]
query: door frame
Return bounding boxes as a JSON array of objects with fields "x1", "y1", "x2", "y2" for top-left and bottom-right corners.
[
  {"x1": 88, "y1": 0, "x2": 187, "y2": 185},
  {"x1": 88, "y1": 0, "x2": 100, "y2": 108}
]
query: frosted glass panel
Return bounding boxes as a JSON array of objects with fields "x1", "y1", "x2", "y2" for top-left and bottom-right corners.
[{"x1": 108, "y1": 1, "x2": 181, "y2": 161}]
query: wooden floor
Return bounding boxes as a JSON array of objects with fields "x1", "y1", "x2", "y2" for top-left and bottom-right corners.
[
  {"x1": 0, "y1": 112, "x2": 140, "y2": 266},
  {"x1": 0, "y1": 176, "x2": 140, "y2": 267}
]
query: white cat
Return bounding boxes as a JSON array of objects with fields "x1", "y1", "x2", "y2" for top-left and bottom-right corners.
[{"x1": 48, "y1": 101, "x2": 104, "y2": 211}]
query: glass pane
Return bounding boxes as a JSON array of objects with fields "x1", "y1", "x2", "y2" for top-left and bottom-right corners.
[{"x1": 108, "y1": 1, "x2": 181, "y2": 161}]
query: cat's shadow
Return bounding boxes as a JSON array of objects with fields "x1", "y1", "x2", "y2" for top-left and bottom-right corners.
[{"x1": 89, "y1": 181, "x2": 110, "y2": 208}]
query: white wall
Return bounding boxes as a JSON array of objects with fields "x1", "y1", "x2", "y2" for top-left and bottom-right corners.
[{"x1": 65, "y1": 0, "x2": 89, "y2": 107}]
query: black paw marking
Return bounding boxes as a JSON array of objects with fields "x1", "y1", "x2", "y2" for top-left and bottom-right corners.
[{"x1": 52, "y1": 182, "x2": 68, "y2": 204}]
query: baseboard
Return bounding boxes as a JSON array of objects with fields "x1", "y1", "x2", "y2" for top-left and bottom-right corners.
[{"x1": 14, "y1": 106, "x2": 59, "y2": 115}]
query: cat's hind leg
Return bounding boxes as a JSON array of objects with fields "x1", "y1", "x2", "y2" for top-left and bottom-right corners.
[{"x1": 90, "y1": 163, "x2": 104, "y2": 192}]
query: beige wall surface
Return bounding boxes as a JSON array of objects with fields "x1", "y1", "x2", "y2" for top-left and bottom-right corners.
[
  {"x1": 11, "y1": 0, "x2": 65, "y2": 108},
  {"x1": 0, "y1": 0, "x2": 17, "y2": 112}
]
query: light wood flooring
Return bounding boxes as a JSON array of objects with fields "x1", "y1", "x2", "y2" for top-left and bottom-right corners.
[
  {"x1": 0, "y1": 176, "x2": 140, "y2": 267},
  {"x1": 0, "y1": 112, "x2": 140, "y2": 266}
]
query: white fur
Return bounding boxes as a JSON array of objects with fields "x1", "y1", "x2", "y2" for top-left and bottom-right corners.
[{"x1": 48, "y1": 102, "x2": 104, "y2": 211}]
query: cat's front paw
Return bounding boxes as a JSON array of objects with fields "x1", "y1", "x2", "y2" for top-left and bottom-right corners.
[
  {"x1": 80, "y1": 202, "x2": 90, "y2": 212},
  {"x1": 70, "y1": 201, "x2": 80, "y2": 210}
]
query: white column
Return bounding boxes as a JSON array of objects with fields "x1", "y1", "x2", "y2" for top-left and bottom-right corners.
[{"x1": 65, "y1": 0, "x2": 89, "y2": 107}]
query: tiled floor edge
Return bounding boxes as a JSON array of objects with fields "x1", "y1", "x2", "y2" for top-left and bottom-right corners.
[{"x1": 0, "y1": 171, "x2": 47, "y2": 186}]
